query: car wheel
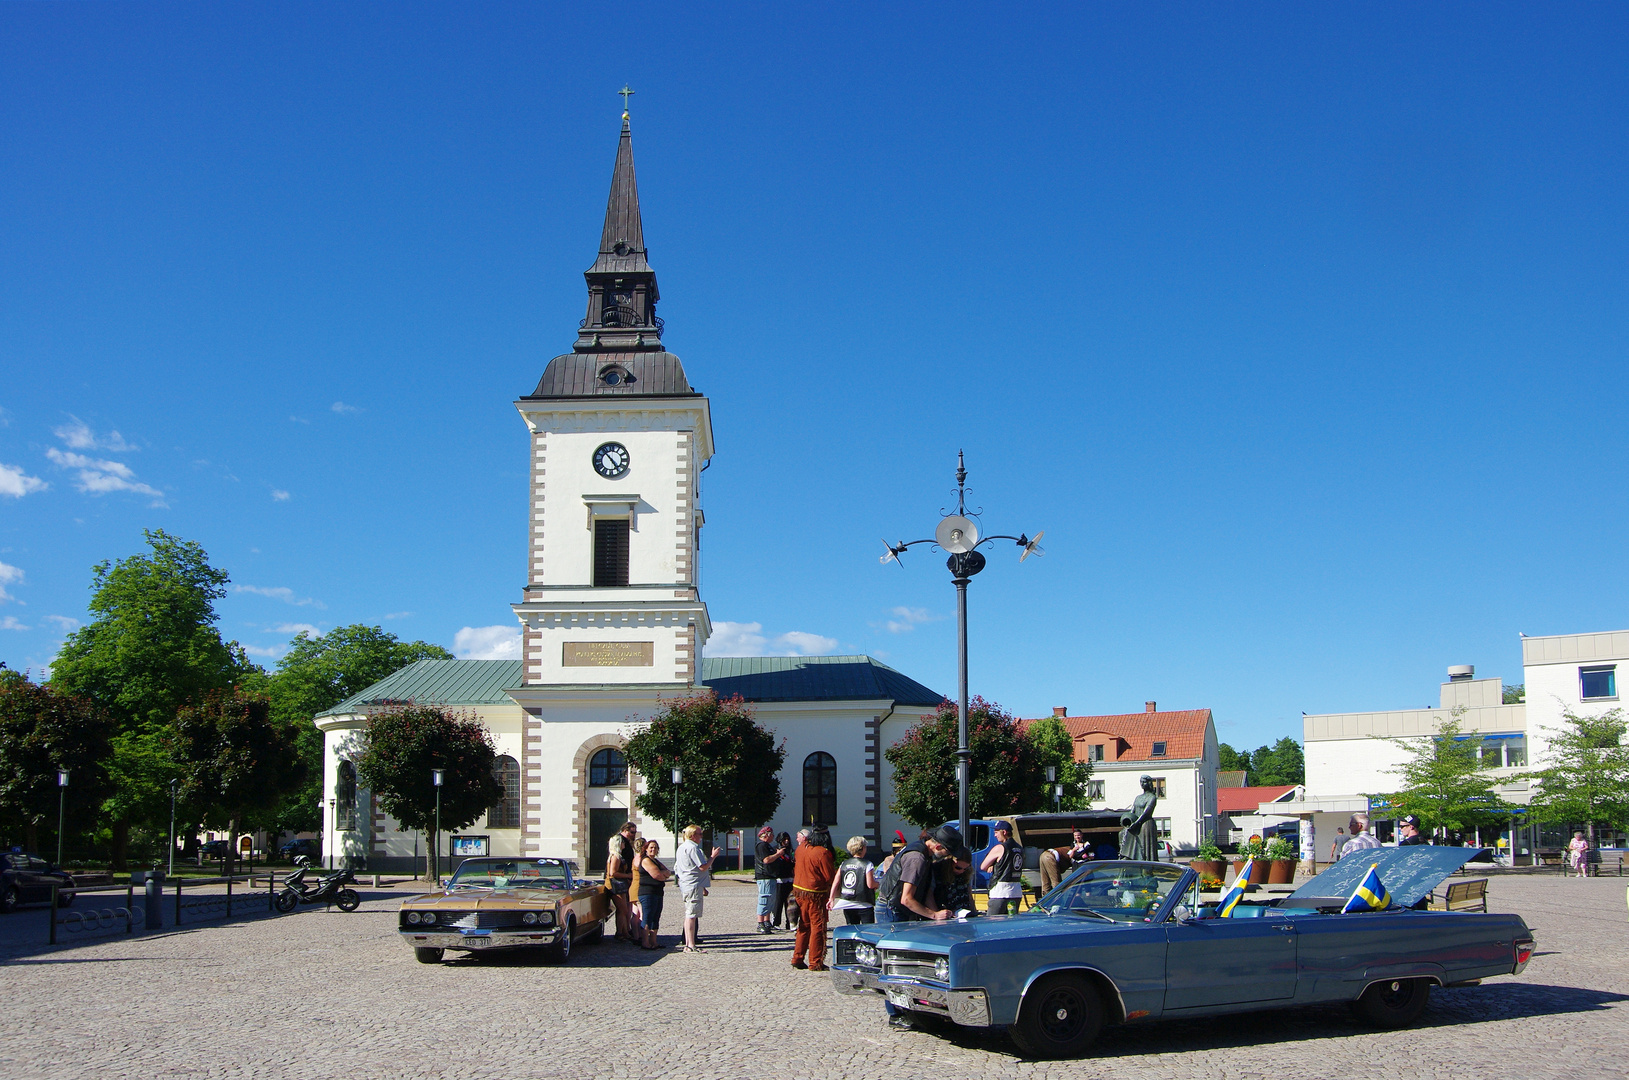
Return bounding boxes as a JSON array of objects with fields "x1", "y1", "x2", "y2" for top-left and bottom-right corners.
[
  {"x1": 546, "y1": 915, "x2": 574, "y2": 963},
  {"x1": 1352, "y1": 977, "x2": 1431, "y2": 1028},
  {"x1": 0, "y1": 886, "x2": 18, "y2": 914},
  {"x1": 414, "y1": 947, "x2": 444, "y2": 964},
  {"x1": 335, "y1": 888, "x2": 361, "y2": 912},
  {"x1": 1009, "y1": 973, "x2": 1104, "y2": 1059},
  {"x1": 275, "y1": 889, "x2": 299, "y2": 914}
]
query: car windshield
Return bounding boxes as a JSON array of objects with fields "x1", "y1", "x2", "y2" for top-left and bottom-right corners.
[
  {"x1": 448, "y1": 859, "x2": 570, "y2": 889},
  {"x1": 1038, "y1": 863, "x2": 1188, "y2": 922}
]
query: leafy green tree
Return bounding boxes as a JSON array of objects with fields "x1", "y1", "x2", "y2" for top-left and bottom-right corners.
[
  {"x1": 621, "y1": 694, "x2": 785, "y2": 835},
  {"x1": 885, "y1": 697, "x2": 1047, "y2": 828},
  {"x1": 48, "y1": 530, "x2": 256, "y2": 866},
  {"x1": 1522, "y1": 707, "x2": 1629, "y2": 845},
  {"x1": 1249, "y1": 737, "x2": 1306, "y2": 786},
  {"x1": 171, "y1": 690, "x2": 301, "y2": 871},
  {"x1": 354, "y1": 704, "x2": 501, "y2": 840},
  {"x1": 1375, "y1": 711, "x2": 1509, "y2": 832},
  {"x1": 0, "y1": 666, "x2": 115, "y2": 856},
  {"x1": 1026, "y1": 716, "x2": 1096, "y2": 809},
  {"x1": 247, "y1": 625, "x2": 453, "y2": 834},
  {"x1": 1216, "y1": 743, "x2": 1252, "y2": 779}
]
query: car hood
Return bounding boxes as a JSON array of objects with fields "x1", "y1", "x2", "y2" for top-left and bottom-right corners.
[
  {"x1": 402, "y1": 887, "x2": 566, "y2": 908},
  {"x1": 836, "y1": 911, "x2": 1129, "y2": 952},
  {"x1": 1288, "y1": 845, "x2": 1484, "y2": 909}
]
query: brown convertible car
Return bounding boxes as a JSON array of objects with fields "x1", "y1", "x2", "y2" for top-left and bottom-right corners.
[{"x1": 399, "y1": 856, "x2": 611, "y2": 964}]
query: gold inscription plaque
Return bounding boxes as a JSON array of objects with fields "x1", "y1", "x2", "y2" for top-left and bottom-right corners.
[{"x1": 563, "y1": 641, "x2": 655, "y2": 667}]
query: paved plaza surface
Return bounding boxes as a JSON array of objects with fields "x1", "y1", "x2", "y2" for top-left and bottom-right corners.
[{"x1": 2, "y1": 872, "x2": 1626, "y2": 1080}]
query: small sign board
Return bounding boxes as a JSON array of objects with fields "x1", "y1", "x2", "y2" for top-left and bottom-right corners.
[
  {"x1": 450, "y1": 835, "x2": 489, "y2": 857},
  {"x1": 564, "y1": 641, "x2": 654, "y2": 667}
]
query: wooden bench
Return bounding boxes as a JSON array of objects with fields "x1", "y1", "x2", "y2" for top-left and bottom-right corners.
[
  {"x1": 1429, "y1": 878, "x2": 1488, "y2": 912},
  {"x1": 1589, "y1": 852, "x2": 1625, "y2": 877},
  {"x1": 1536, "y1": 851, "x2": 1567, "y2": 872}
]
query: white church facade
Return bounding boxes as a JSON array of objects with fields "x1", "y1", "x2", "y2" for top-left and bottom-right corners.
[{"x1": 315, "y1": 115, "x2": 942, "y2": 873}]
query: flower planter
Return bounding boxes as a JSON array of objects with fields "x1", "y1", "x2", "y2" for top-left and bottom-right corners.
[
  {"x1": 1189, "y1": 859, "x2": 1225, "y2": 883},
  {"x1": 1266, "y1": 858, "x2": 1296, "y2": 885},
  {"x1": 1230, "y1": 858, "x2": 1268, "y2": 884}
]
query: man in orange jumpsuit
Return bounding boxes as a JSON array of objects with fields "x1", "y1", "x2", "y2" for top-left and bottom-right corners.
[{"x1": 791, "y1": 824, "x2": 836, "y2": 971}]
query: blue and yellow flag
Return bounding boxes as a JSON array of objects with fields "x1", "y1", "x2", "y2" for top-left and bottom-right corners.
[
  {"x1": 1217, "y1": 857, "x2": 1253, "y2": 917},
  {"x1": 1341, "y1": 863, "x2": 1392, "y2": 913}
]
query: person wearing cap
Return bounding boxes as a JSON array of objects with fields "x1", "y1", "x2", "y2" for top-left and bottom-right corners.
[
  {"x1": 1339, "y1": 813, "x2": 1382, "y2": 859},
  {"x1": 980, "y1": 821, "x2": 1026, "y2": 916},
  {"x1": 874, "y1": 825, "x2": 958, "y2": 1030},
  {"x1": 1397, "y1": 814, "x2": 1430, "y2": 846}
]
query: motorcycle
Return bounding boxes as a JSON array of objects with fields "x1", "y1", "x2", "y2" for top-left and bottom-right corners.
[{"x1": 275, "y1": 859, "x2": 361, "y2": 913}]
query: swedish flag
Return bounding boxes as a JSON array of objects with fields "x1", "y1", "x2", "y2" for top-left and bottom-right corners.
[
  {"x1": 1217, "y1": 857, "x2": 1253, "y2": 917},
  {"x1": 1341, "y1": 863, "x2": 1392, "y2": 913}
]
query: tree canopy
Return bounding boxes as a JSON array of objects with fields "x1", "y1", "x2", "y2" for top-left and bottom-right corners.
[
  {"x1": 1376, "y1": 711, "x2": 1509, "y2": 832},
  {"x1": 1026, "y1": 716, "x2": 1096, "y2": 810},
  {"x1": 171, "y1": 690, "x2": 301, "y2": 866},
  {"x1": 1523, "y1": 707, "x2": 1629, "y2": 843},
  {"x1": 0, "y1": 666, "x2": 115, "y2": 851},
  {"x1": 621, "y1": 693, "x2": 785, "y2": 835},
  {"x1": 884, "y1": 697, "x2": 1048, "y2": 828},
  {"x1": 1216, "y1": 738, "x2": 1305, "y2": 786},
  {"x1": 354, "y1": 705, "x2": 501, "y2": 835}
]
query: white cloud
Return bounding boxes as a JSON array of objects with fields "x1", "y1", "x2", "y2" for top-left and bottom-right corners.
[
  {"x1": 883, "y1": 606, "x2": 941, "y2": 634},
  {"x1": 289, "y1": 415, "x2": 310, "y2": 425},
  {"x1": 42, "y1": 615, "x2": 80, "y2": 634},
  {"x1": 331, "y1": 402, "x2": 360, "y2": 414},
  {"x1": 271, "y1": 489, "x2": 290, "y2": 501},
  {"x1": 382, "y1": 611, "x2": 413, "y2": 620},
  {"x1": 243, "y1": 643, "x2": 283, "y2": 658},
  {"x1": 45, "y1": 447, "x2": 165, "y2": 502},
  {"x1": 703, "y1": 621, "x2": 838, "y2": 658},
  {"x1": 0, "y1": 616, "x2": 27, "y2": 631},
  {"x1": 233, "y1": 584, "x2": 324, "y2": 608},
  {"x1": 0, "y1": 462, "x2": 47, "y2": 498},
  {"x1": 53, "y1": 416, "x2": 135, "y2": 452},
  {"x1": 454, "y1": 625, "x2": 521, "y2": 660},
  {"x1": 0, "y1": 561, "x2": 21, "y2": 604},
  {"x1": 273, "y1": 622, "x2": 322, "y2": 638}
]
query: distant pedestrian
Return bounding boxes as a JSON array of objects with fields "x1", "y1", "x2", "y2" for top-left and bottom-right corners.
[
  {"x1": 1038, "y1": 845, "x2": 1070, "y2": 893},
  {"x1": 792, "y1": 824, "x2": 836, "y2": 971},
  {"x1": 829, "y1": 836, "x2": 877, "y2": 926},
  {"x1": 753, "y1": 825, "x2": 787, "y2": 933},
  {"x1": 1569, "y1": 832, "x2": 1589, "y2": 878},
  {"x1": 1397, "y1": 814, "x2": 1429, "y2": 847},
  {"x1": 980, "y1": 821, "x2": 1025, "y2": 916},
  {"x1": 1067, "y1": 828, "x2": 1092, "y2": 864},
  {"x1": 636, "y1": 839, "x2": 671, "y2": 949},
  {"x1": 1340, "y1": 814, "x2": 1381, "y2": 859},
  {"x1": 1329, "y1": 827, "x2": 1346, "y2": 862},
  {"x1": 772, "y1": 831, "x2": 797, "y2": 930},
  {"x1": 675, "y1": 824, "x2": 721, "y2": 952},
  {"x1": 606, "y1": 820, "x2": 637, "y2": 942}
]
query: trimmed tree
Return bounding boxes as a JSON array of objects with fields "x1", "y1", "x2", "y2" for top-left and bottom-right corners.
[
  {"x1": 1375, "y1": 710, "x2": 1510, "y2": 833},
  {"x1": 621, "y1": 693, "x2": 785, "y2": 836},
  {"x1": 1026, "y1": 716, "x2": 1096, "y2": 810},
  {"x1": 171, "y1": 689, "x2": 302, "y2": 873},
  {"x1": 1523, "y1": 707, "x2": 1629, "y2": 846},
  {"x1": 0, "y1": 665, "x2": 115, "y2": 856},
  {"x1": 885, "y1": 697, "x2": 1048, "y2": 829},
  {"x1": 354, "y1": 705, "x2": 502, "y2": 872}
]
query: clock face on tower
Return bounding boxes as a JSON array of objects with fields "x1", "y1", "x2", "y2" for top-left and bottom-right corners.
[{"x1": 592, "y1": 442, "x2": 630, "y2": 479}]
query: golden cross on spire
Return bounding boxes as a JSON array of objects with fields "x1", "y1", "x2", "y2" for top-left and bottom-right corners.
[{"x1": 619, "y1": 85, "x2": 635, "y2": 118}]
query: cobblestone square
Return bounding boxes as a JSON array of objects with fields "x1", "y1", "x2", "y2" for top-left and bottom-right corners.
[{"x1": 2, "y1": 873, "x2": 1626, "y2": 1080}]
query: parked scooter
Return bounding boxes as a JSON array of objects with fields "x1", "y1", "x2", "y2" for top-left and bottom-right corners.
[{"x1": 275, "y1": 857, "x2": 361, "y2": 913}]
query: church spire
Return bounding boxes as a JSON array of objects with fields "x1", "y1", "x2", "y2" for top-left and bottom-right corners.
[{"x1": 575, "y1": 110, "x2": 663, "y2": 352}]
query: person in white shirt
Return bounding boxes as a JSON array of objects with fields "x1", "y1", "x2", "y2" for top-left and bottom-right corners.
[
  {"x1": 674, "y1": 824, "x2": 721, "y2": 953},
  {"x1": 1339, "y1": 814, "x2": 1382, "y2": 859}
]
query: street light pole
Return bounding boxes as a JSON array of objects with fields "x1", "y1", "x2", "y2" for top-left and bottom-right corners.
[
  {"x1": 432, "y1": 769, "x2": 444, "y2": 883},
  {"x1": 880, "y1": 452, "x2": 1044, "y2": 844},
  {"x1": 56, "y1": 769, "x2": 69, "y2": 868},
  {"x1": 670, "y1": 766, "x2": 683, "y2": 842},
  {"x1": 168, "y1": 779, "x2": 178, "y2": 878}
]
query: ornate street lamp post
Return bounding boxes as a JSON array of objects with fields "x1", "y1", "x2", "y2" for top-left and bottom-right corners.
[
  {"x1": 56, "y1": 769, "x2": 69, "y2": 868},
  {"x1": 432, "y1": 769, "x2": 444, "y2": 883},
  {"x1": 881, "y1": 452, "x2": 1044, "y2": 841},
  {"x1": 168, "y1": 779, "x2": 178, "y2": 878}
]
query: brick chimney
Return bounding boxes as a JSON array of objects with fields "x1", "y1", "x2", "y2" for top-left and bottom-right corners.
[
  {"x1": 1145, "y1": 701, "x2": 1157, "y2": 713},
  {"x1": 1052, "y1": 707, "x2": 1067, "y2": 718}
]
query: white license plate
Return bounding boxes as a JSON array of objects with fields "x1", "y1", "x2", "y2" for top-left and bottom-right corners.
[
  {"x1": 886, "y1": 990, "x2": 911, "y2": 1008},
  {"x1": 465, "y1": 936, "x2": 490, "y2": 948}
]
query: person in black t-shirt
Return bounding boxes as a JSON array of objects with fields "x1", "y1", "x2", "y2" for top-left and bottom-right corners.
[
  {"x1": 773, "y1": 831, "x2": 797, "y2": 929},
  {"x1": 753, "y1": 825, "x2": 788, "y2": 933}
]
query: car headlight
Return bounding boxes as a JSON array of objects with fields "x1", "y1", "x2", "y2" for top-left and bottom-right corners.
[
  {"x1": 855, "y1": 943, "x2": 878, "y2": 967},
  {"x1": 419, "y1": 911, "x2": 436, "y2": 925},
  {"x1": 537, "y1": 910, "x2": 555, "y2": 926},
  {"x1": 933, "y1": 957, "x2": 950, "y2": 983},
  {"x1": 522, "y1": 911, "x2": 538, "y2": 925},
  {"x1": 405, "y1": 911, "x2": 420, "y2": 925}
]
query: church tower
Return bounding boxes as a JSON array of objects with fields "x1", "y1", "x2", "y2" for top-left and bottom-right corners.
[{"x1": 506, "y1": 112, "x2": 713, "y2": 863}]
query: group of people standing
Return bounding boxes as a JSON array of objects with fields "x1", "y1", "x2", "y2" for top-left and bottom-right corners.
[{"x1": 605, "y1": 820, "x2": 722, "y2": 952}]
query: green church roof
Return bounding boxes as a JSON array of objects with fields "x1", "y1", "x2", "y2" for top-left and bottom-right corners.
[{"x1": 317, "y1": 655, "x2": 942, "y2": 718}]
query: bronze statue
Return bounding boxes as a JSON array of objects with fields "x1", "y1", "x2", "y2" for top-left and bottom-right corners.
[{"x1": 1119, "y1": 775, "x2": 1160, "y2": 861}]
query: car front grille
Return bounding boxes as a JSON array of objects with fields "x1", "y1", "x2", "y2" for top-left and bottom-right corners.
[
  {"x1": 420, "y1": 910, "x2": 534, "y2": 930},
  {"x1": 880, "y1": 949, "x2": 944, "y2": 980}
]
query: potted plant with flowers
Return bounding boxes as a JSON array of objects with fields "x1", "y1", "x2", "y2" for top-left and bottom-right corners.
[
  {"x1": 1190, "y1": 839, "x2": 1226, "y2": 883},
  {"x1": 1264, "y1": 836, "x2": 1297, "y2": 884},
  {"x1": 1230, "y1": 837, "x2": 1269, "y2": 884}
]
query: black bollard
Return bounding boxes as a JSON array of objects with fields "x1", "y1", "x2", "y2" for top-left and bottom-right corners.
[{"x1": 145, "y1": 877, "x2": 162, "y2": 930}]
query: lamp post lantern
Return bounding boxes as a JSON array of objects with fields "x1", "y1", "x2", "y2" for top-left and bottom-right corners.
[
  {"x1": 1046, "y1": 765, "x2": 1058, "y2": 812},
  {"x1": 880, "y1": 452, "x2": 1044, "y2": 841},
  {"x1": 432, "y1": 769, "x2": 444, "y2": 883},
  {"x1": 55, "y1": 769, "x2": 69, "y2": 868},
  {"x1": 327, "y1": 798, "x2": 336, "y2": 870}
]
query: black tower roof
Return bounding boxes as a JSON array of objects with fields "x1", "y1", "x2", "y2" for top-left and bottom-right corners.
[{"x1": 526, "y1": 113, "x2": 696, "y2": 400}]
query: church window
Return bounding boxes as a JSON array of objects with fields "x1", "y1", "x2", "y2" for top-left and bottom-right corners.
[
  {"x1": 802, "y1": 752, "x2": 837, "y2": 825},
  {"x1": 594, "y1": 519, "x2": 630, "y2": 586},
  {"x1": 589, "y1": 747, "x2": 628, "y2": 787},
  {"x1": 489, "y1": 756, "x2": 521, "y2": 828},
  {"x1": 335, "y1": 760, "x2": 358, "y2": 831}
]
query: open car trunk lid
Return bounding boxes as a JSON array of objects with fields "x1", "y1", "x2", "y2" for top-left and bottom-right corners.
[{"x1": 1285, "y1": 846, "x2": 1485, "y2": 910}]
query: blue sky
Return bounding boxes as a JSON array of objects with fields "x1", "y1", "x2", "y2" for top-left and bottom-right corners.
[{"x1": 3, "y1": 5, "x2": 1627, "y2": 750}]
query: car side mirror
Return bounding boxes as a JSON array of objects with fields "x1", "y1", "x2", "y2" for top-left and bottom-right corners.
[{"x1": 1170, "y1": 904, "x2": 1192, "y2": 924}]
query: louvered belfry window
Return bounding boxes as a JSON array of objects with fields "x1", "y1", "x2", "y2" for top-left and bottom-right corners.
[{"x1": 594, "y1": 519, "x2": 630, "y2": 586}]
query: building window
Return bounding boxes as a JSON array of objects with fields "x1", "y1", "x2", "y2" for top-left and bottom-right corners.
[
  {"x1": 1155, "y1": 817, "x2": 1172, "y2": 839},
  {"x1": 1581, "y1": 665, "x2": 1617, "y2": 701},
  {"x1": 593, "y1": 519, "x2": 630, "y2": 587},
  {"x1": 489, "y1": 755, "x2": 521, "y2": 828},
  {"x1": 1503, "y1": 740, "x2": 1527, "y2": 768},
  {"x1": 1086, "y1": 780, "x2": 1105, "y2": 800},
  {"x1": 1151, "y1": 777, "x2": 1167, "y2": 798},
  {"x1": 335, "y1": 760, "x2": 358, "y2": 831},
  {"x1": 1088, "y1": 743, "x2": 1105, "y2": 761},
  {"x1": 1151, "y1": 741, "x2": 1167, "y2": 757},
  {"x1": 589, "y1": 747, "x2": 628, "y2": 787},
  {"x1": 803, "y1": 752, "x2": 837, "y2": 825}
]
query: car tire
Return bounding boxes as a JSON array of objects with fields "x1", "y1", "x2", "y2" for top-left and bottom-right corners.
[
  {"x1": 414, "y1": 947, "x2": 444, "y2": 964},
  {"x1": 1009, "y1": 973, "x2": 1104, "y2": 1059},
  {"x1": 335, "y1": 888, "x2": 361, "y2": 912},
  {"x1": 1352, "y1": 977, "x2": 1431, "y2": 1028},
  {"x1": 275, "y1": 889, "x2": 299, "y2": 914},
  {"x1": 0, "y1": 886, "x2": 18, "y2": 914},
  {"x1": 546, "y1": 915, "x2": 574, "y2": 963}
]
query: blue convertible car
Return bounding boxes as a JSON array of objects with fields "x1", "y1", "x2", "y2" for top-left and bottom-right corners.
[{"x1": 831, "y1": 847, "x2": 1534, "y2": 1059}]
